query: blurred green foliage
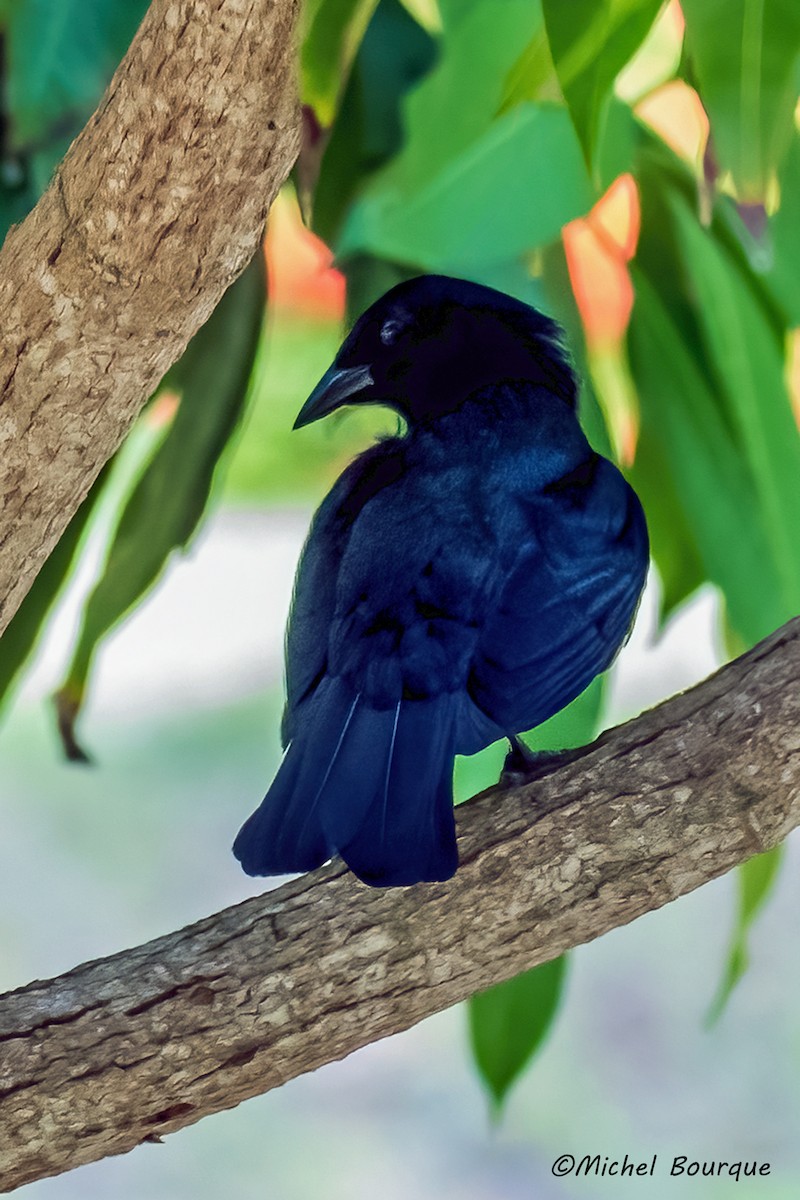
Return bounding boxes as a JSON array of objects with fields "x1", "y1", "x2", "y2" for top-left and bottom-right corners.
[
  {"x1": 543, "y1": 0, "x2": 664, "y2": 173},
  {"x1": 469, "y1": 956, "x2": 567, "y2": 1112},
  {"x1": 681, "y1": 0, "x2": 800, "y2": 199},
  {"x1": 706, "y1": 844, "x2": 786, "y2": 1026},
  {"x1": 3, "y1": 0, "x2": 149, "y2": 194},
  {"x1": 2, "y1": 0, "x2": 800, "y2": 1113},
  {"x1": 223, "y1": 318, "x2": 398, "y2": 504}
]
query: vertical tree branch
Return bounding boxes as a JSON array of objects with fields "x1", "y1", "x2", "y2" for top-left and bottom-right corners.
[{"x1": 0, "y1": 0, "x2": 301, "y2": 635}]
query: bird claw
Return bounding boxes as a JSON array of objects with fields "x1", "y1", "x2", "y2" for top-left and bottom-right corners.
[{"x1": 499, "y1": 737, "x2": 579, "y2": 788}]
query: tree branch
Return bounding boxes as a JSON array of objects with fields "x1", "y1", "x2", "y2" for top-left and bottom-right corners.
[
  {"x1": 1, "y1": 617, "x2": 798, "y2": 1190},
  {"x1": 0, "y1": 0, "x2": 301, "y2": 636}
]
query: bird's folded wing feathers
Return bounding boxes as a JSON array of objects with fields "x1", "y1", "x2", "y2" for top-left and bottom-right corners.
[
  {"x1": 469, "y1": 459, "x2": 648, "y2": 732},
  {"x1": 281, "y1": 441, "x2": 409, "y2": 743}
]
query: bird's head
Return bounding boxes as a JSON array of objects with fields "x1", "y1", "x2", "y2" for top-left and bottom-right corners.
[{"x1": 293, "y1": 274, "x2": 577, "y2": 429}]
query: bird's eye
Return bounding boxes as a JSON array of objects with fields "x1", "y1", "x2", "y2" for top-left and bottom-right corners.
[
  {"x1": 380, "y1": 310, "x2": 412, "y2": 346},
  {"x1": 380, "y1": 319, "x2": 402, "y2": 346}
]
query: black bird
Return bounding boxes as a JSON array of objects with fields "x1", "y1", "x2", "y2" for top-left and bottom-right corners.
[{"x1": 234, "y1": 274, "x2": 648, "y2": 887}]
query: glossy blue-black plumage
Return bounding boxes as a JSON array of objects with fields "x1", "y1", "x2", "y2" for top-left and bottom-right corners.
[{"x1": 233, "y1": 275, "x2": 648, "y2": 888}]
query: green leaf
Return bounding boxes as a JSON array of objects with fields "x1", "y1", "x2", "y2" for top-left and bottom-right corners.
[
  {"x1": 666, "y1": 191, "x2": 800, "y2": 617},
  {"x1": 340, "y1": 102, "x2": 593, "y2": 269},
  {"x1": 55, "y1": 255, "x2": 266, "y2": 756},
  {"x1": 542, "y1": 0, "x2": 664, "y2": 172},
  {"x1": 396, "y1": 0, "x2": 440, "y2": 32},
  {"x1": 465, "y1": 259, "x2": 548, "y2": 311},
  {"x1": 453, "y1": 737, "x2": 508, "y2": 806},
  {"x1": 707, "y1": 845, "x2": 784, "y2": 1023},
  {"x1": 522, "y1": 674, "x2": 605, "y2": 752},
  {"x1": 626, "y1": 137, "x2": 792, "y2": 622},
  {"x1": 628, "y1": 136, "x2": 800, "y2": 643},
  {"x1": 681, "y1": 0, "x2": 800, "y2": 200},
  {"x1": 468, "y1": 957, "x2": 567, "y2": 1112},
  {"x1": 764, "y1": 133, "x2": 800, "y2": 324},
  {"x1": 301, "y1": 0, "x2": 382, "y2": 126},
  {"x1": 496, "y1": 24, "x2": 557, "y2": 113},
  {"x1": 312, "y1": 0, "x2": 438, "y2": 245},
  {"x1": 0, "y1": 465, "x2": 109, "y2": 714},
  {"x1": 5, "y1": 0, "x2": 149, "y2": 148},
  {"x1": 384, "y1": 0, "x2": 546, "y2": 191},
  {"x1": 593, "y1": 93, "x2": 642, "y2": 192},
  {"x1": 627, "y1": 423, "x2": 705, "y2": 621},
  {"x1": 628, "y1": 267, "x2": 787, "y2": 645},
  {"x1": 338, "y1": 0, "x2": 596, "y2": 267},
  {"x1": 2, "y1": 0, "x2": 149, "y2": 239}
]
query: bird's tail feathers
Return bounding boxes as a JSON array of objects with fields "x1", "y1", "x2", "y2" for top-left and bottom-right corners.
[{"x1": 233, "y1": 677, "x2": 459, "y2": 887}]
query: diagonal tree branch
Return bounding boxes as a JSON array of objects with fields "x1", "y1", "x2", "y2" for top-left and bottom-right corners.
[
  {"x1": 1, "y1": 616, "x2": 798, "y2": 1191},
  {"x1": 0, "y1": 0, "x2": 301, "y2": 637}
]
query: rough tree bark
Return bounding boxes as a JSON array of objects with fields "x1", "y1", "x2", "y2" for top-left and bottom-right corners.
[
  {"x1": 0, "y1": 616, "x2": 798, "y2": 1190},
  {"x1": 0, "y1": 0, "x2": 301, "y2": 637}
]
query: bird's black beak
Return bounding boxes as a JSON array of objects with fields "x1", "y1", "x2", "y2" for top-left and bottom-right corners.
[{"x1": 293, "y1": 364, "x2": 375, "y2": 430}]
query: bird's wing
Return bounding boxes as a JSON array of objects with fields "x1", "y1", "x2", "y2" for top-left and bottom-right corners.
[
  {"x1": 468, "y1": 453, "x2": 649, "y2": 734},
  {"x1": 281, "y1": 439, "x2": 407, "y2": 744},
  {"x1": 324, "y1": 457, "x2": 505, "y2": 709}
]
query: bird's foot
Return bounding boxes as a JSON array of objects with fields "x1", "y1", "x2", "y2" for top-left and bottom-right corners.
[{"x1": 500, "y1": 736, "x2": 581, "y2": 788}]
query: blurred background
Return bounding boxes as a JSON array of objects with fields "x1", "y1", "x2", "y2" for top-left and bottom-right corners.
[{"x1": 2, "y1": 0, "x2": 800, "y2": 1195}]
